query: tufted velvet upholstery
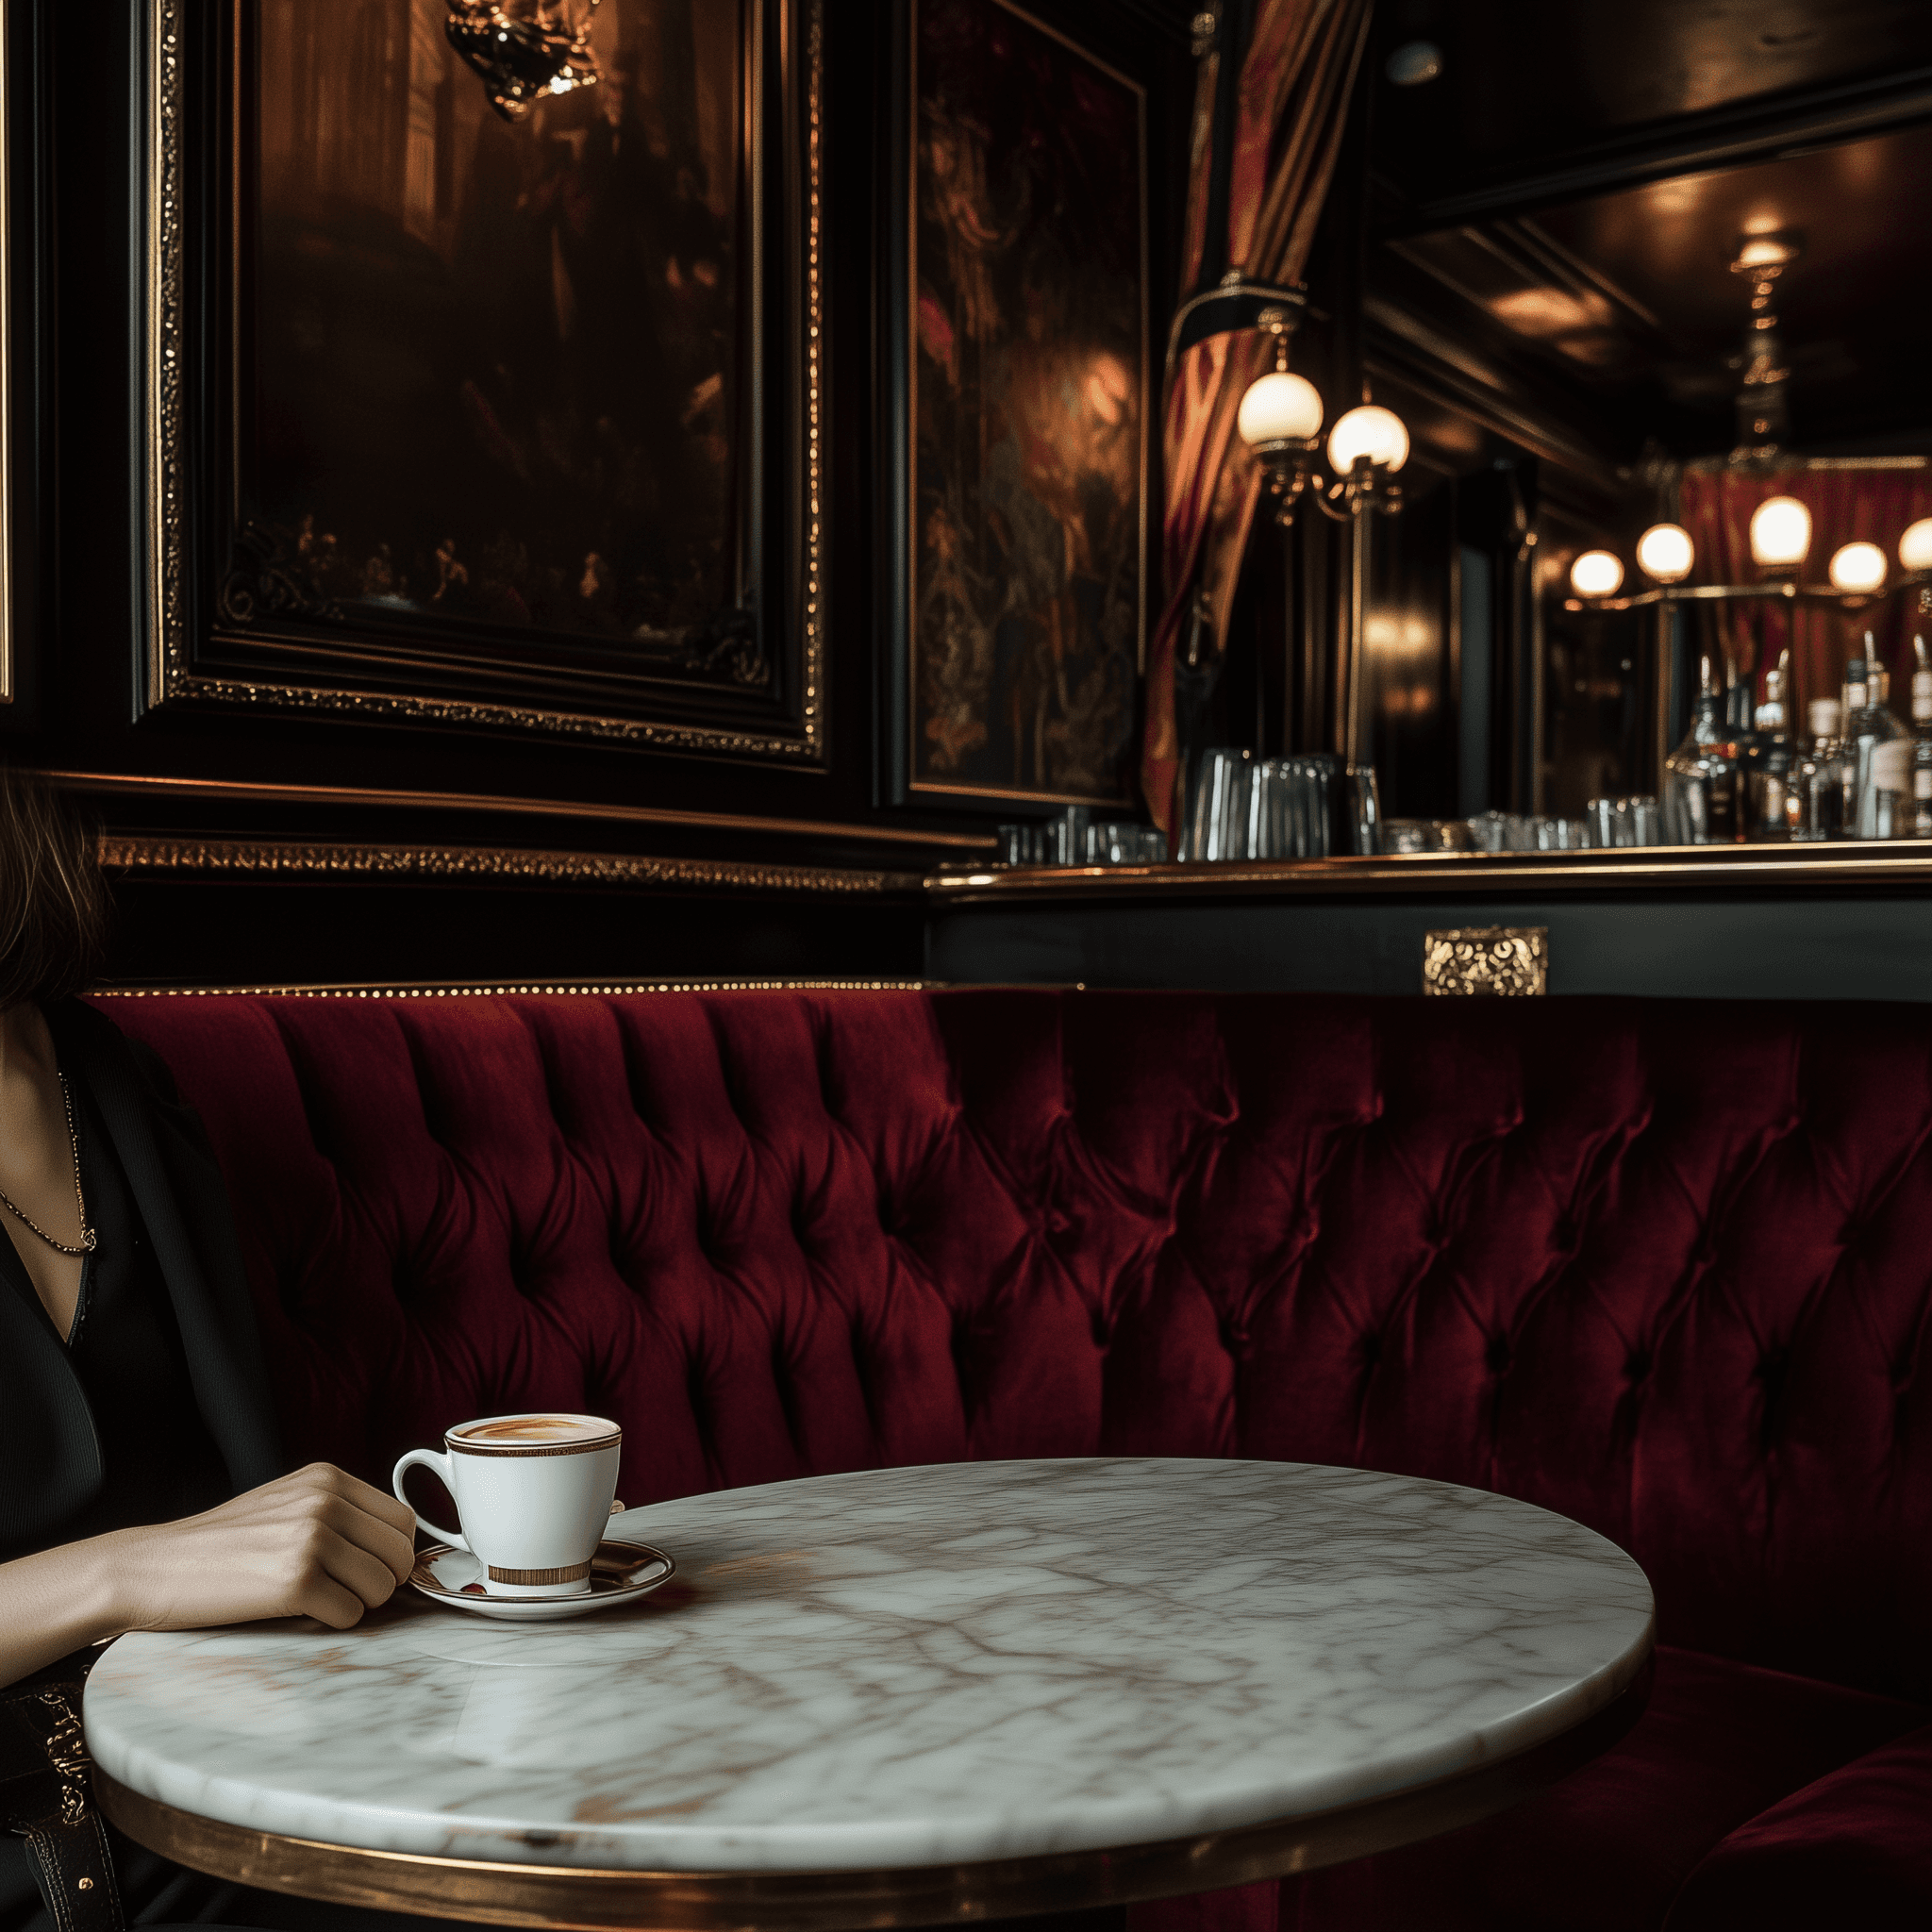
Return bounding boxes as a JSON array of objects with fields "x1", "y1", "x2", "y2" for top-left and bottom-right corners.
[{"x1": 93, "y1": 989, "x2": 1932, "y2": 1930}]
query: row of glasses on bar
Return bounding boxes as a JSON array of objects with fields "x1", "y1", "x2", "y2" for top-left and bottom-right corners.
[
  {"x1": 1457, "y1": 798, "x2": 1662, "y2": 852},
  {"x1": 994, "y1": 808, "x2": 1169, "y2": 867},
  {"x1": 1181, "y1": 748, "x2": 1381, "y2": 859}
]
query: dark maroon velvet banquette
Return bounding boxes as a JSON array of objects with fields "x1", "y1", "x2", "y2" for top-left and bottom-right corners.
[{"x1": 93, "y1": 988, "x2": 1932, "y2": 1932}]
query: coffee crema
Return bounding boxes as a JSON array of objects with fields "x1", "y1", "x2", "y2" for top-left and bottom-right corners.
[{"x1": 453, "y1": 1416, "x2": 613, "y2": 1444}]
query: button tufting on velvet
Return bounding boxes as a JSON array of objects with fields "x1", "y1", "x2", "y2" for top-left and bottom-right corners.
[{"x1": 90, "y1": 988, "x2": 1932, "y2": 1704}]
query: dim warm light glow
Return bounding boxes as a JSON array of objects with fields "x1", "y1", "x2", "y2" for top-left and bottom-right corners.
[
  {"x1": 1569, "y1": 550, "x2": 1624, "y2": 597},
  {"x1": 1899, "y1": 518, "x2": 1932, "y2": 572},
  {"x1": 1828, "y1": 541, "x2": 1887, "y2": 594},
  {"x1": 1748, "y1": 495, "x2": 1812, "y2": 568},
  {"x1": 1326, "y1": 405, "x2": 1408, "y2": 475},
  {"x1": 1237, "y1": 371, "x2": 1324, "y2": 446},
  {"x1": 1636, "y1": 523, "x2": 1694, "y2": 584}
]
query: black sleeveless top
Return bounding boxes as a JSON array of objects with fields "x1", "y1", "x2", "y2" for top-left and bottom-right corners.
[
  {"x1": 0, "y1": 1077, "x2": 230, "y2": 1556},
  {"x1": 1, "y1": 1063, "x2": 237, "y2": 1932}
]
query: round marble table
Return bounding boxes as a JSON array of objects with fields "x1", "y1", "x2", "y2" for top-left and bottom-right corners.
[{"x1": 88, "y1": 1458, "x2": 1654, "y2": 1930}]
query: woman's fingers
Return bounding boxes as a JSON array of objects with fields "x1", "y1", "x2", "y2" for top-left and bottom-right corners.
[
  {"x1": 311, "y1": 1525, "x2": 404, "y2": 1612},
  {"x1": 333, "y1": 1468, "x2": 420, "y2": 1541},
  {"x1": 295, "y1": 1569, "x2": 376, "y2": 1631},
  {"x1": 319, "y1": 1492, "x2": 419, "y2": 1586}
]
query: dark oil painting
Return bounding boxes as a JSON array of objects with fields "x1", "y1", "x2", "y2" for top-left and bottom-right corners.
[
  {"x1": 244, "y1": 0, "x2": 749, "y2": 677},
  {"x1": 909, "y1": 0, "x2": 1145, "y2": 804}
]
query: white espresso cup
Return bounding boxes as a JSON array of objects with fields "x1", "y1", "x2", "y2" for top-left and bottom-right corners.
[{"x1": 393, "y1": 1413, "x2": 623, "y2": 1596}]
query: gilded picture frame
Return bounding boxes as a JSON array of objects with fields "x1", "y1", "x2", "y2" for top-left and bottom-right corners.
[
  {"x1": 141, "y1": 0, "x2": 824, "y2": 763},
  {"x1": 896, "y1": 0, "x2": 1148, "y2": 809},
  {"x1": 0, "y1": 0, "x2": 13, "y2": 708}
]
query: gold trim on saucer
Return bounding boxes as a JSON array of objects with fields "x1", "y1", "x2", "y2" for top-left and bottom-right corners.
[
  {"x1": 408, "y1": 1540, "x2": 676, "y2": 1604},
  {"x1": 93, "y1": 1665, "x2": 1650, "y2": 1930}
]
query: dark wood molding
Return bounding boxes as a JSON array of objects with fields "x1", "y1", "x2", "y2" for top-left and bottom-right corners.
[
  {"x1": 1383, "y1": 65, "x2": 1932, "y2": 236},
  {"x1": 47, "y1": 770, "x2": 995, "y2": 854}
]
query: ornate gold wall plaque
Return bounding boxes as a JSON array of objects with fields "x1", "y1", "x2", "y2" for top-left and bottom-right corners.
[{"x1": 1422, "y1": 926, "x2": 1548, "y2": 996}]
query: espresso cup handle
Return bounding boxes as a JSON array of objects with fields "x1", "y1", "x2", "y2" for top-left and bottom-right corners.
[{"x1": 392, "y1": 1447, "x2": 467, "y2": 1552}]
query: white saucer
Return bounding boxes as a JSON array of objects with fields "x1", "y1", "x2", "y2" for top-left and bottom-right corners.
[{"x1": 408, "y1": 1538, "x2": 676, "y2": 1622}]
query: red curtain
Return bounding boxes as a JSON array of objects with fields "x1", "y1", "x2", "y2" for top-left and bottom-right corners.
[
  {"x1": 1678, "y1": 465, "x2": 1932, "y2": 723},
  {"x1": 1139, "y1": 0, "x2": 1374, "y2": 841}
]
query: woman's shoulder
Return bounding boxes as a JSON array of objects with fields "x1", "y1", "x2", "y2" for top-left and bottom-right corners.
[{"x1": 42, "y1": 997, "x2": 184, "y2": 1107}]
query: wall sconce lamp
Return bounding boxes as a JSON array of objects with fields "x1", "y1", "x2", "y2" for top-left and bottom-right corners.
[
  {"x1": 1236, "y1": 308, "x2": 1408, "y2": 527},
  {"x1": 1235, "y1": 306, "x2": 1408, "y2": 765}
]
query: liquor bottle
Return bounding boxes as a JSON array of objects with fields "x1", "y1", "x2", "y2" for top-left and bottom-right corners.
[
  {"x1": 1662, "y1": 651, "x2": 1742, "y2": 844},
  {"x1": 1740, "y1": 653, "x2": 1793, "y2": 842},
  {"x1": 1911, "y1": 620, "x2": 1932, "y2": 838},
  {"x1": 1842, "y1": 634, "x2": 1910, "y2": 839},
  {"x1": 1789, "y1": 698, "x2": 1844, "y2": 841}
]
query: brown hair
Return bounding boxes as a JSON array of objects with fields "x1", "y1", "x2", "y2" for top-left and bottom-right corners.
[{"x1": 0, "y1": 767, "x2": 108, "y2": 1008}]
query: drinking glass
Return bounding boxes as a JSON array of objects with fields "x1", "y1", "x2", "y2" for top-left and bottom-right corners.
[
  {"x1": 1185, "y1": 748, "x2": 1252, "y2": 861},
  {"x1": 1343, "y1": 763, "x2": 1381, "y2": 856},
  {"x1": 1294, "y1": 754, "x2": 1339, "y2": 857},
  {"x1": 1465, "y1": 809, "x2": 1530, "y2": 853}
]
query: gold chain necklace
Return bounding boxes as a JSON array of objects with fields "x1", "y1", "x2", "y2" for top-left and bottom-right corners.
[{"x1": 0, "y1": 1074, "x2": 96, "y2": 1257}]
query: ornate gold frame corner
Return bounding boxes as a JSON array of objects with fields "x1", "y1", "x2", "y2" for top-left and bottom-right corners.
[{"x1": 141, "y1": 0, "x2": 826, "y2": 765}]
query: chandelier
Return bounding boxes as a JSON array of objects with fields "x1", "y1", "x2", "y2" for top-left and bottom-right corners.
[
  {"x1": 445, "y1": 0, "x2": 603, "y2": 123},
  {"x1": 1564, "y1": 233, "x2": 1932, "y2": 613}
]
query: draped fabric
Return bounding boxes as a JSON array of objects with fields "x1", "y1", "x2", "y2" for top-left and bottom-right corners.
[
  {"x1": 1678, "y1": 464, "x2": 1932, "y2": 722},
  {"x1": 1140, "y1": 0, "x2": 1374, "y2": 840}
]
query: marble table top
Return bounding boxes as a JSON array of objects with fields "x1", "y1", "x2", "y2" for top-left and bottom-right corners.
[{"x1": 85, "y1": 1458, "x2": 1654, "y2": 1874}]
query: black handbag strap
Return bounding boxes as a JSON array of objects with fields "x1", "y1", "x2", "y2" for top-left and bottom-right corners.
[{"x1": 2, "y1": 1677, "x2": 125, "y2": 1932}]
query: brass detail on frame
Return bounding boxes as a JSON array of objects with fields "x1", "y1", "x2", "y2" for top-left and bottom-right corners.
[
  {"x1": 97, "y1": 836, "x2": 905, "y2": 898},
  {"x1": 1423, "y1": 926, "x2": 1548, "y2": 997},
  {"x1": 93, "y1": 1671, "x2": 1648, "y2": 1929},
  {"x1": 141, "y1": 0, "x2": 827, "y2": 763}
]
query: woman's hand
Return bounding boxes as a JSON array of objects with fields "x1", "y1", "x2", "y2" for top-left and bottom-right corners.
[
  {"x1": 0, "y1": 1464, "x2": 420, "y2": 1689},
  {"x1": 108, "y1": 1464, "x2": 420, "y2": 1634}
]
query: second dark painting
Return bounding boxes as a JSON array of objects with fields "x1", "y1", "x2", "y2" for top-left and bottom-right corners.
[{"x1": 907, "y1": 0, "x2": 1147, "y2": 807}]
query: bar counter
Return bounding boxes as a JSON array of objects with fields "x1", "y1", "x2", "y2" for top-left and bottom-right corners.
[{"x1": 923, "y1": 845, "x2": 1932, "y2": 1000}]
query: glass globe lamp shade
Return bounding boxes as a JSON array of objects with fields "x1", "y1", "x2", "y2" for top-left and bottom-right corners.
[
  {"x1": 1326, "y1": 404, "x2": 1408, "y2": 475},
  {"x1": 1236, "y1": 371, "x2": 1324, "y2": 447},
  {"x1": 1569, "y1": 550, "x2": 1624, "y2": 598},
  {"x1": 1898, "y1": 518, "x2": 1932, "y2": 573},
  {"x1": 1827, "y1": 541, "x2": 1887, "y2": 594},
  {"x1": 1635, "y1": 522, "x2": 1694, "y2": 584},
  {"x1": 1748, "y1": 495, "x2": 1812, "y2": 569}
]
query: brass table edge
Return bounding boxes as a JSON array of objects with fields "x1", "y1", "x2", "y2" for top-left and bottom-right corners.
[{"x1": 92, "y1": 1657, "x2": 1652, "y2": 1931}]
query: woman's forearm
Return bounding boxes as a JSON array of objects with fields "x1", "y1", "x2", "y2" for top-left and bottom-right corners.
[
  {"x1": 0, "y1": 1537, "x2": 127, "y2": 1688},
  {"x1": 0, "y1": 1465, "x2": 421, "y2": 1690}
]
